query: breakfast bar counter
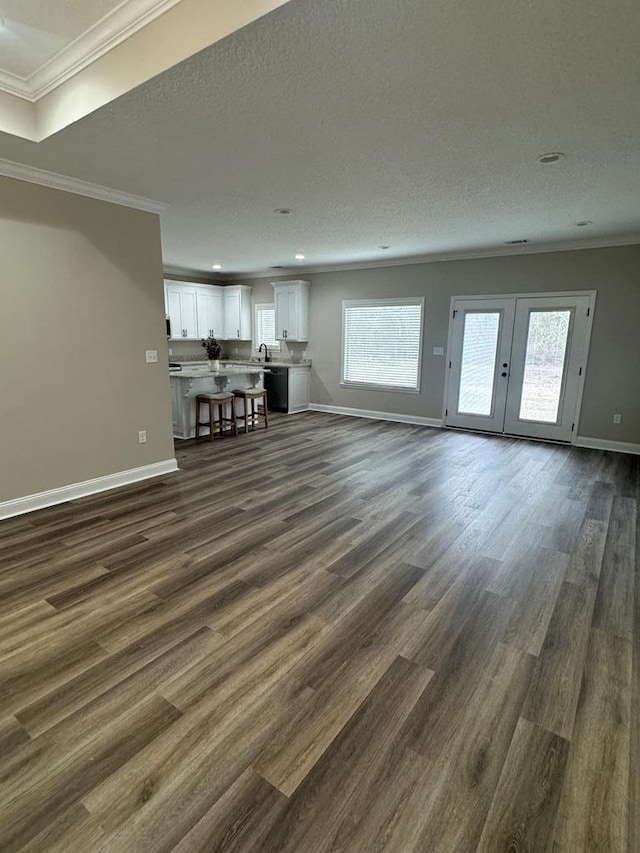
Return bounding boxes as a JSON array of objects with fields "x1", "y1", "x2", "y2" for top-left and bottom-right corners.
[{"x1": 169, "y1": 365, "x2": 266, "y2": 439}]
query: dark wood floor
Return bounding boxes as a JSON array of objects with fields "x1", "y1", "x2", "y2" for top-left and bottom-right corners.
[{"x1": 0, "y1": 412, "x2": 637, "y2": 852}]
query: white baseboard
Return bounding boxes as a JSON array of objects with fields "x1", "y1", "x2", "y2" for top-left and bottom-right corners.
[
  {"x1": 309, "y1": 407, "x2": 637, "y2": 454},
  {"x1": 0, "y1": 459, "x2": 179, "y2": 520},
  {"x1": 574, "y1": 436, "x2": 640, "y2": 455},
  {"x1": 309, "y1": 403, "x2": 443, "y2": 428}
]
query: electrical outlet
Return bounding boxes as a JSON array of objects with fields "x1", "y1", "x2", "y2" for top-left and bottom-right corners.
[
  {"x1": 433, "y1": 347, "x2": 444, "y2": 356},
  {"x1": 168, "y1": 348, "x2": 173, "y2": 356},
  {"x1": 138, "y1": 430, "x2": 147, "y2": 443},
  {"x1": 145, "y1": 350, "x2": 158, "y2": 363},
  {"x1": 613, "y1": 413, "x2": 622, "y2": 424}
]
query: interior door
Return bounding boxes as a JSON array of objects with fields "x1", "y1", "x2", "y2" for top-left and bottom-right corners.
[
  {"x1": 445, "y1": 298, "x2": 515, "y2": 432},
  {"x1": 503, "y1": 295, "x2": 591, "y2": 441},
  {"x1": 445, "y1": 293, "x2": 593, "y2": 442}
]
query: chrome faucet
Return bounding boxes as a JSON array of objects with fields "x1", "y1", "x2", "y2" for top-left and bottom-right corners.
[{"x1": 258, "y1": 343, "x2": 270, "y2": 362}]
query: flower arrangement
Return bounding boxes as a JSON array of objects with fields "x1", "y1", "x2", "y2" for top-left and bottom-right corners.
[{"x1": 201, "y1": 337, "x2": 222, "y2": 360}]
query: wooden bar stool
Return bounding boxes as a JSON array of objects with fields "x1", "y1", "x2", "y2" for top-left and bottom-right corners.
[
  {"x1": 195, "y1": 392, "x2": 237, "y2": 440},
  {"x1": 232, "y1": 388, "x2": 268, "y2": 433}
]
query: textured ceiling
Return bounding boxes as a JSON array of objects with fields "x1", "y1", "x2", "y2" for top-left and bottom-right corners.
[
  {"x1": 0, "y1": 0, "x2": 639, "y2": 275},
  {"x1": 0, "y1": 0, "x2": 122, "y2": 78}
]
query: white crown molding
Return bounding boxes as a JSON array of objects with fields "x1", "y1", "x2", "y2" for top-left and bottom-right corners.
[
  {"x1": 0, "y1": 459, "x2": 179, "y2": 520},
  {"x1": 310, "y1": 404, "x2": 443, "y2": 429},
  {"x1": 0, "y1": 69, "x2": 32, "y2": 100},
  {"x1": 163, "y1": 265, "x2": 225, "y2": 284},
  {"x1": 218, "y1": 233, "x2": 640, "y2": 280},
  {"x1": 575, "y1": 437, "x2": 640, "y2": 456},
  {"x1": 0, "y1": 0, "x2": 184, "y2": 102},
  {"x1": 0, "y1": 157, "x2": 166, "y2": 214}
]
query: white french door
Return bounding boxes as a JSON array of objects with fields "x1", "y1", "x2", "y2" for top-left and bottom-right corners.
[{"x1": 445, "y1": 293, "x2": 594, "y2": 443}]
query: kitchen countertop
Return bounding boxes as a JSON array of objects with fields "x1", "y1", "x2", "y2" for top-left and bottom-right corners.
[
  {"x1": 169, "y1": 360, "x2": 311, "y2": 374},
  {"x1": 222, "y1": 360, "x2": 311, "y2": 369},
  {"x1": 169, "y1": 365, "x2": 266, "y2": 378}
]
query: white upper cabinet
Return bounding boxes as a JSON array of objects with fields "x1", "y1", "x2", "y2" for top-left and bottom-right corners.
[
  {"x1": 165, "y1": 282, "x2": 199, "y2": 339},
  {"x1": 196, "y1": 288, "x2": 223, "y2": 339},
  {"x1": 164, "y1": 281, "x2": 223, "y2": 340},
  {"x1": 222, "y1": 285, "x2": 252, "y2": 339},
  {"x1": 272, "y1": 280, "x2": 310, "y2": 341}
]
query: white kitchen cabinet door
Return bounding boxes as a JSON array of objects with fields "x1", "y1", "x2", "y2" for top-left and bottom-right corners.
[
  {"x1": 288, "y1": 367, "x2": 311, "y2": 412},
  {"x1": 165, "y1": 282, "x2": 198, "y2": 339},
  {"x1": 274, "y1": 287, "x2": 291, "y2": 340},
  {"x1": 170, "y1": 377, "x2": 182, "y2": 434},
  {"x1": 223, "y1": 286, "x2": 252, "y2": 339},
  {"x1": 273, "y1": 281, "x2": 310, "y2": 341},
  {"x1": 166, "y1": 286, "x2": 182, "y2": 339},
  {"x1": 196, "y1": 287, "x2": 223, "y2": 339}
]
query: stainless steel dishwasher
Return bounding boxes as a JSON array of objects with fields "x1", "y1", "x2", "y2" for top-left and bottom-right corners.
[{"x1": 263, "y1": 365, "x2": 288, "y2": 412}]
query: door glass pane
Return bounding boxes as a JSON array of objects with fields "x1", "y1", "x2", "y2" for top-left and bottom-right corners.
[
  {"x1": 458, "y1": 312, "x2": 500, "y2": 416},
  {"x1": 519, "y1": 310, "x2": 571, "y2": 423}
]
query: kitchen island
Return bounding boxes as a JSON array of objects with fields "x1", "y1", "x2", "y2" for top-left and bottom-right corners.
[{"x1": 169, "y1": 365, "x2": 266, "y2": 439}]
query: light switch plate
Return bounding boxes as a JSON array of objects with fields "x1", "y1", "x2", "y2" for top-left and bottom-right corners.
[
  {"x1": 433, "y1": 347, "x2": 444, "y2": 356},
  {"x1": 145, "y1": 350, "x2": 158, "y2": 363}
]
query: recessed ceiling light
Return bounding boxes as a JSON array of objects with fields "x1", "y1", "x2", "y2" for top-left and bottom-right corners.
[
  {"x1": 537, "y1": 152, "x2": 564, "y2": 164},
  {"x1": 575, "y1": 220, "x2": 593, "y2": 227},
  {"x1": 212, "y1": 263, "x2": 222, "y2": 270},
  {"x1": 274, "y1": 208, "x2": 292, "y2": 215},
  {"x1": 294, "y1": 252, "x2": 305, "y2": 261},
  {"x1": 379, "y1": 245, "x2": 390, "y2": 250}
]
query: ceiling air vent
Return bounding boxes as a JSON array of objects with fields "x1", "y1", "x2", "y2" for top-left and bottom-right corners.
[{"x1": 505, "y1": 239, "x2": 529, "y2": 245}]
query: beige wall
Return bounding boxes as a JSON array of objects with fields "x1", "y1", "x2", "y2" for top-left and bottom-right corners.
[
  {"x1": 0, "y1": 176, "x2": 175, "y2": 504},
  {"x1": 245, "y1": 245, "x2": 640, "y2": 444}
]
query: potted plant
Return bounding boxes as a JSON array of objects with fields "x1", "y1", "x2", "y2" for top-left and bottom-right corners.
[{"x1": 201, "y1": 337, "x2": 222, "y2": 371}]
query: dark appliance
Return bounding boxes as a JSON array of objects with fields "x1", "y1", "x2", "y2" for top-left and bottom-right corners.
[{"x1": 264, "y1": 366, "x2": 288, "y2": 412}]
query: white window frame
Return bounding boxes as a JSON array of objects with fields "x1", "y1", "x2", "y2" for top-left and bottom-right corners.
[
  {"x1": 254, "y1": 302, "x2": 281, "y2": 352},
  {"x1": 341, "y1": 297, "x2": 425, "y2": 393}
]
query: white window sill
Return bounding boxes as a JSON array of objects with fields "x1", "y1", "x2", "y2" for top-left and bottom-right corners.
[{"x1": 340, "y1": 381, "x2": 420, "y2": 394}]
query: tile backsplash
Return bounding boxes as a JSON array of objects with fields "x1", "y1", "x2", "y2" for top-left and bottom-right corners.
[{"x1": 168, "y1": 339, "x2": 307, "y2": 362}]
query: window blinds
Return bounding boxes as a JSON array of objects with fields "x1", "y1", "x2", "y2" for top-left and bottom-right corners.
[
  {"x1": 255, "y1": 305, "x2": 280, "y2": 350},
  {"x1": 342, "y1": 299, "x2": 424, "y2": 390}
]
